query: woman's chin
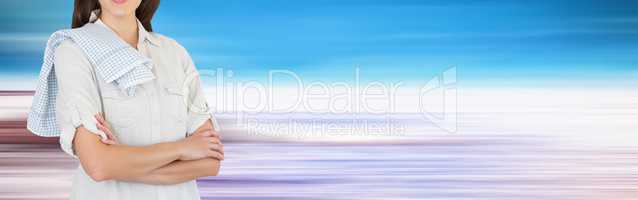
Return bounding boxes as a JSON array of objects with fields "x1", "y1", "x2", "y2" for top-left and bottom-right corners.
[
  {"x1": 99, "y1": 0, "x2": 141, "y2": 18},
  {"x1": 104, "y1": 9, "x2": 135, "y2": 18}
]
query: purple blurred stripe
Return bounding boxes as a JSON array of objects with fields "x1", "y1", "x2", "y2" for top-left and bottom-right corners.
[{"x1": 0, "y1": 90, "x2": 34, "y2": 96}]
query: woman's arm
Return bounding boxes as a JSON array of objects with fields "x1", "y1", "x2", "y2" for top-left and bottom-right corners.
[
  {"x1": 131, "y1": 158, "x2": 220, "y2": 185},
  {"x1": 74, "y1": 123, "x2": 222, "y2": 182},
  {"x1": 101, "y1": 119, "x2": 223, "y2": 185},
  {"x1": 73, "y1": 127, "x2": 181, "y2": 181}
]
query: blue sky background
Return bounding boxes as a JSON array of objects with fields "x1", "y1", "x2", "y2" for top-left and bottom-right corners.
[{"x1": 0, "y1": 0, "x2": 637, "y2": 89}]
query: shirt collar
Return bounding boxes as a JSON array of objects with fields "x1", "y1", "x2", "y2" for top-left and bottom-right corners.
[{"x1": 89, "y1": 9, "x2": 160, "y2": 47}]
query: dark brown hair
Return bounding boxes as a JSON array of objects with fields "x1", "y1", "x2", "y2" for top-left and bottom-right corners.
[{"x1": 71, "y1": 0, "x2": 160, "y2": 31}]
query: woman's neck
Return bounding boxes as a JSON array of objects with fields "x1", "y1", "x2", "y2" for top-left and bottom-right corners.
[{"x1": 99, "y1": 13, "x2": 139, "y2": 49}]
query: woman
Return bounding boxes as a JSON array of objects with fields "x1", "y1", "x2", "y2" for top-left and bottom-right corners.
[{"x1": 39, "y1": 0, "x2": 223, "y2": 199}]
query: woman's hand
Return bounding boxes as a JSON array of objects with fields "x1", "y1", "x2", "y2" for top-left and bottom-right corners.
[
  {"x1": 95, "y1": 113, "x2": 119, "y2": 145},
  {"x1": 178, "y1": 130, "x2": 224, "y2": 161}
]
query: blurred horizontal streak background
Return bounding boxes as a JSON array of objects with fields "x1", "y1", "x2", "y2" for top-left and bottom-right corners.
[
  {"x1": 2, "y1": 90, "x2": 638, "y2": 199},
  {"x1": 2, "y1": 137, "x2": 638, "y2": 199}
]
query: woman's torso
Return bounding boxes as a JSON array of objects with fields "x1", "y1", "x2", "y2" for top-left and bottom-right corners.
[{"x1": 56, "y1": 19, "x2": 201, "y2": 200}]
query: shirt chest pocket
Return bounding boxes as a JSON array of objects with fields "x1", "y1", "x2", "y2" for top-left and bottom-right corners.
[
  {"x1": 161, "y1": 84, "x2": 189, "y2": 137},
  {"x1": 101, "y1": 86, "x2": 138, "y2": 131}
]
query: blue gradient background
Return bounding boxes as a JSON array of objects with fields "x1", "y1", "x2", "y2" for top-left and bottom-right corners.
[{"x1": 1, "y1": 0, "x2": 637, "y2": 88}]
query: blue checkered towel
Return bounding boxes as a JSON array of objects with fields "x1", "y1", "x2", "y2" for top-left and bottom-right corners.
[{"x1": 27, "y1": 23, "x2": 155, "y2": 137}]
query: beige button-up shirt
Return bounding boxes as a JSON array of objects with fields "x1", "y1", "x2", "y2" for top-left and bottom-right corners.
[{"x1": 54, "y1": 18, "x2": 218, "y2": 200}]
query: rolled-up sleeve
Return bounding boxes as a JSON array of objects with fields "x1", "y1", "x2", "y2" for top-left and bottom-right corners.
[
  {"x1": 174, "y1": 41, "x2": 220, "y2": 135},
  {"x1": 54, "y1": 41, "x2": 107, "y2": 158}
]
